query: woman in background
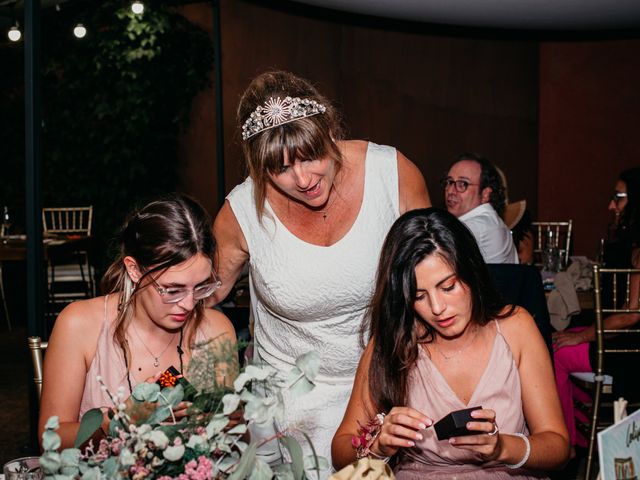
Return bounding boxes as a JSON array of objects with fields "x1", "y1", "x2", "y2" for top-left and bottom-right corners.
[
  {"x1": 553, "y1": 167, "x2": 640, "y2": 452},
  {"x1": 212, "y1": 70, "x2": 430, "y2": 468},
  {"x1": 40, "y1": 194, "x2": 236, "y2": 448},
  {"x1": 332, "y1": 208, "x2": 568, "y2": 478}
]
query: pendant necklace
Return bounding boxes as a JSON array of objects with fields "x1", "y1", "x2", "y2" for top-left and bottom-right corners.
[
  {"x1": 319, "y1": 184, "x2": 338, "y2": 221},
  {"x1": 432, "y1": 327, "x2": 480, "y2": 361},
  {"x1": 130, "y1": 321, "x2": 177, "y2": 368}
]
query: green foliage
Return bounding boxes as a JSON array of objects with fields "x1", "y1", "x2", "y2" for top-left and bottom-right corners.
[
  {"x1": 73, "y1": 407, "x2": 103, "y2": 448},
  {"x1": 41, "y1": 344, "x2": 328, "y2": 479},
  {"x1": 0, "y1": 0, "x2": 213, "y2": 274}
]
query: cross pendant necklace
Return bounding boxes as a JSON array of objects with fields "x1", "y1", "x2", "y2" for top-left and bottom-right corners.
[{"x1": 130, "y1": 321, "x2": 176, "y2": 368}]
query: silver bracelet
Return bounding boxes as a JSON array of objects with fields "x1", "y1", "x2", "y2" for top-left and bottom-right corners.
[{"x1": 505, "y1": 433, "x2": 530, "y2": 469}]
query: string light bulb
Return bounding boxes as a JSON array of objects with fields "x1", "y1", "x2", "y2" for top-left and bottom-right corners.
[
  {"x1": 73, "y1": 23, "x2": 87, "y2": 38},
  {"x1": 7, "y1": 26, "x2": 21, "y2": 42},
  {"x1": 131, "y1": 1, "x2": 144, "y2": 14}
]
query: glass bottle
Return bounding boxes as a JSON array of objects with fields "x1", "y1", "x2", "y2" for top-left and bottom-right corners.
[{"x1": 543, "y1": 230, "x2": 558, "y2": 272}]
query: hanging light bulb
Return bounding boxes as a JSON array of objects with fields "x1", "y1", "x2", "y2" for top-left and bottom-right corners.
[
  {"x1": 73, "y1": 23, "x2": 87, "y2": 38},
  {"x1": 7, "y1": 25, "x2": 21, "y2": 42},
  {"x1": 131, "y1": 1, "x2": 144, "y2": 14}
]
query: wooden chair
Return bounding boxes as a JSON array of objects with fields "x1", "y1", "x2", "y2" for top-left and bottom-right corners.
[
  {"x1": 42, "y1": 206, "x2": 95, "y2": 315},
  {"x1": 28, "y1": 336, "x2": 48, "y2": 402},
  {"x1": 531, "y1": 220, "x2": 573, "y2": 268},
  {"x1": 571, "y1": 265, "x2": 640, "y2": 479}
]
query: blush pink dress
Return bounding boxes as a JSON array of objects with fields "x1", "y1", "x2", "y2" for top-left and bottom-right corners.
[
  {"x1": 395, "y1": 321, "x2": 548, "y2": 479},
  {"x1": 78, "y1": 296, "x2": 205, "y2": 419}
]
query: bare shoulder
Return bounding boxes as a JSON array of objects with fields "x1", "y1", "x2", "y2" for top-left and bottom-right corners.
[
  {"x1": 48, "y1": 295, "x2": 112, "y2": 361},
  {"x1": 200, "y1": 308, "x2": 237, "y2": 343},
  {"x1": 53, "y1": 296, "x2": 109, "y2": 336},
  {"x1": 496, "y1": 306, "x2": 542, "y2": 358},
  {"x1": 339, "y1": 140, "x2": 368, "y2": 170},
  {"x1": 396, "y1": 150, "x2": 430, "y2": 212},
  {"x1": 213, "y1": 201, "x2": 248, "y2": 252}
]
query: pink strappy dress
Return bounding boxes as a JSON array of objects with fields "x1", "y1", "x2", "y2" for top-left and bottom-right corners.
[
  {"x1": 395, "y1": 321, "x2": 548, "y2": 479},
  {"x1": 78, "y1": 296, "x2": 205, "y2": 419}
]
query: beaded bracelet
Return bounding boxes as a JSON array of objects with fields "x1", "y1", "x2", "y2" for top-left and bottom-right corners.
[
  {"x1": 505, "y1": 433, "x2": 531, "y2": 469},
  {"x1": 352, "y1": 413, "x2": 387, "y2": 459}
]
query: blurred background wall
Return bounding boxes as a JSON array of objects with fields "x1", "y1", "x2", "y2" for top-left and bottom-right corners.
[{"x1": 178, "y1": 0, "x2": 639, "y2": 257}]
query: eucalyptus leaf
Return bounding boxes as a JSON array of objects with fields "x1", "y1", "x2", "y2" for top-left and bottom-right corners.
[
  {"x1": 249, "y1": 459, "x2": 273, "y2": 480},
  {"x1": 227, "y1": 441, "x2": 258, "y2": 480},
  {"x1": 227, "y1": 423, "x2": 248, "y2": 435},
  {"x1": 281, "y1": 435, "x2": 305, "y2": 480},
  {"x1": 302, "y1": 431, "x2": 328, "y2": 478},
  {"x1": 233, "y1": 372, "x2": 252, "y2": 392},
  {"x1": 287, "y1": 372, "x2": 315, "y2": 398},
  {"x1": 101, "y1": 457, "x2": 119, "y2": 478},
  {"x1": 60, "y1": 449, "x2": 81, "y2": 468},
  {"x1": 206, "y1": 416, "x2": 230, "y2": 437},
  {"x1": 146, "y1": 404, "x2": 173, "y2": 425},
  {"x1": 222, "y1": 393, "x2": 241, "y2": 415},
  {"x1": 159, "y1": 384, "x2": 184, "y2": 407},
  {"x1": 39, "y1": 451, "x2": 61, "y2": 474},
  {"x1": 42, "y1": 429, "x2": 62, "y2": 451},
  {"x1": 131, "y1": 382, "x2": 160, "y2": 402},
  {"x1": 74, "y1": 408, "x2": 104, "y2": 448},
  {"x1": 44, "y1": 416, "x2": 60, "y2": 430},
  {"x1": 81, "y1": 466, "x2": 102, "y2": 480},
  {"x1": 244, "y1": 364, "x2": 276, "y2": 380},
  {"x1": 294, "y1": 351, "x2": 320, "y2": 381},
  {"x1": 273, "y1": 463, "x2": 295, "y2": 480}
]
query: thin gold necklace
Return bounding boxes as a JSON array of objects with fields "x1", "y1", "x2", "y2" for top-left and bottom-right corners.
[
  {"x1": 432, "y1": 327, "x2": 480, "y2": 361},
  {"x1": 130, "y1": 321, "x2": 177, "y2": 368}
]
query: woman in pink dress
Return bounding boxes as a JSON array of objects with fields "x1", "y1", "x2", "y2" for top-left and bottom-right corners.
[
  {"x1": 39, "y1": 194, "x2": 236, "y2": 448},
  {"x1": 332, "y1": 208, "x2": 569, "y2": 478}
]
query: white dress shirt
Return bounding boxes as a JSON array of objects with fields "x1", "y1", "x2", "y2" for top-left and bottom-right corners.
[{"x1": 459, "y1": 203, "x2": 519, "y2": 264}]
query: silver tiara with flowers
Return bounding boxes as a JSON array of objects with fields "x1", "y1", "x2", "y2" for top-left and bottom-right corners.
[{"x1": 242, "y1": 96, "x2": 326, "y2": 140}]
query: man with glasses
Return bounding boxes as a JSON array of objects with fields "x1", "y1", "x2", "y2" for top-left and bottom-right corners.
[{"x1": 442, "y1": 153, "x2": 518, "y2": 264}]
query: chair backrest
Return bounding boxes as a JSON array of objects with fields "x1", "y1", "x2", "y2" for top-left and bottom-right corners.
[
  {"x1": 42, "y1": 206, "x2": 93, "y2": 236},
  {"x1": 28, "y1": 336, "x2": 48, "y2": 402},
  {"x1": 486, "y1": 263, "x2": 553, "y2": 357},
  {"x1": 531, "y1": 220, "x2": 573, "y2": 268},
  {"x1": 592, "y1": 265, "x2": 640, "y2": 381}
]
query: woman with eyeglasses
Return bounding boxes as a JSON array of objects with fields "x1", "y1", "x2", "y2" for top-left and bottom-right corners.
[
  {"x1": 552, "y1": 167, "x2": 640, "y2": 454},
  {"x1": 39, "y1": 194, "x2": 237, "y2": 449}
]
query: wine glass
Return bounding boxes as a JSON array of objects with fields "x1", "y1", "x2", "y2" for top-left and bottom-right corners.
[{"x1": 1, "y1": 206, "x2": 11, "y2": 239}]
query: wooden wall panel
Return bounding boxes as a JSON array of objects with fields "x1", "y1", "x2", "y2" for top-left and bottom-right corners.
[
  {"x1": 539, "y1": 40, "x2": 640, "y2": 256},
  {"x1": 178, "y1": 1, "x2": 539, "y2": 220}
]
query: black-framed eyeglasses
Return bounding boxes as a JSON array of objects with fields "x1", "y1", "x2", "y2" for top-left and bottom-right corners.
[
  {"x1": 148, "y1": 276, "x2": 222, "y2": 304},
  {"x1": 440, "y1": 177, "x2": 478, "y2": 193},
  {"x1": 611, "y1": 192, "x2": 628, "y2": 204}
]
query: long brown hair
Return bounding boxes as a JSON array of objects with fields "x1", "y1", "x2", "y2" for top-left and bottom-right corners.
[
  {"x1": 101, "y1": 193, "x2": 217, "y2": 366},
  {"x1": 365, "y1": 208, "x2": 514, "y2": 413},
  {"x1": 237, "y1": 71, "x2": 345, "y2": 218}
]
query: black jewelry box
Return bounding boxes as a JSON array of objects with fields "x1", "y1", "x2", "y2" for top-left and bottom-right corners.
[{"x1": 434, "y1": 406, "x2": 485, "y2": 440}]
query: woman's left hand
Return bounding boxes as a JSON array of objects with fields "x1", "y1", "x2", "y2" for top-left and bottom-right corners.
[{"x1": 448, "y1": 408, "x2": 501, "y2": 461}]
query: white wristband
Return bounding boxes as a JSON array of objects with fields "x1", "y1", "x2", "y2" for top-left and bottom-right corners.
[{"x1": 505, "y1": 433, "x2": 530, "y2": 469}]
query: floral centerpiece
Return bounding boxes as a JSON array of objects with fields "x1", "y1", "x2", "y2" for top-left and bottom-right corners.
[{"x1": 40, "y1": 342, "x2": 328, "y2": 479}]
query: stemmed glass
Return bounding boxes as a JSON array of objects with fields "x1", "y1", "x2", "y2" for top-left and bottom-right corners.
[{"x1": 1, "y1": 206, "x2": 11, "y2": 240}]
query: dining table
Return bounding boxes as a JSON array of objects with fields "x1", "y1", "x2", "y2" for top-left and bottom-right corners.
[{"x1": 0, "y1": 234, "x2": 92, "y2": 330}]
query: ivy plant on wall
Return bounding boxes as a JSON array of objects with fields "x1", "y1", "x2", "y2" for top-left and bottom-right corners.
[{"x1": 38, "y1": 0, "x2": 213, "y2": 272}]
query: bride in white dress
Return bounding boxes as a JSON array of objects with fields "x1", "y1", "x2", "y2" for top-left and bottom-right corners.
[{"x1": 212, "y1": 70, "x2": 430, "y2": 474}]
